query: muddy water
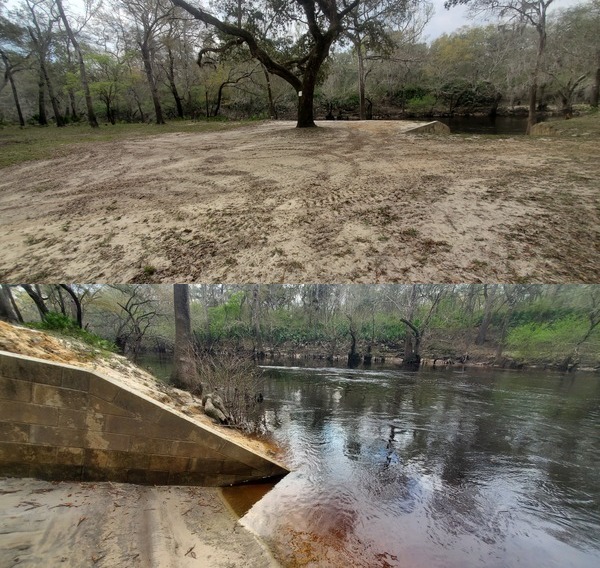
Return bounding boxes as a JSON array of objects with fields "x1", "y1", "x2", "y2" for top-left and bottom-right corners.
[{"x1": 237, "y1": 366, "x2": 600, "y2": 568}]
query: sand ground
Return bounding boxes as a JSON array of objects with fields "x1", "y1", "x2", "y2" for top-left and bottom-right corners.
[
  {"x1": 0, "y1": 120, "x2": 598, "y2": 283},
  {"x1": 0, "y1": 477, "x2": 279, "y2": 568}
]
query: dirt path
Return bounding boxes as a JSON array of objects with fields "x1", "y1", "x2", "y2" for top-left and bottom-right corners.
[
  {"x1": 0, "y1": 477, "x2": 279, "y2": 567},
  {"x1": 0, "y1": 121, "x2": 598, "y2": 282}
]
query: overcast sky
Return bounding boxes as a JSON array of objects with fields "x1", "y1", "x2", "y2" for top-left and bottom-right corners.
[
  {"x1": 3, "y1": 0, "x2": 588, "y2": 42},
  {"x1": 423, "y1": 0, "x2": 586, "y2": 41}
]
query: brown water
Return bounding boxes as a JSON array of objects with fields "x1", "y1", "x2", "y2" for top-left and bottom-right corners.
[{"x1": 236, "y1": 365, "x2": 600, "y2": 568}]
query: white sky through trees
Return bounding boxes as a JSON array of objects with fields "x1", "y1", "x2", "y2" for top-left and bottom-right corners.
[
  {"x1": 424, "y1": 0, "x2": 587, "y2": 40},
  {"x1": 2, "y1": 0, "x2": 589, "y2": 43}
]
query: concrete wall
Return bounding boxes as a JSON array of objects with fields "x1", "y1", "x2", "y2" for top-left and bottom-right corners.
[
  {"x1": 0, "y1": 351, "x2": 288, "y2": 486},
  {"x1": 405, "y1": 121, "x2": 451, "y2": 135},
  {"x1": 530, "y1": 122, "x2": 558, "y2": 136}
]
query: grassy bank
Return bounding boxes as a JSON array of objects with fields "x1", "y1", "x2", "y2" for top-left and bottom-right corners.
[
  {"x1": 0, "y1": 119, "x2": 255, "y2": 169},
  {"x1": 534, "y1": 109, "x2": 600, "y2": 137}
]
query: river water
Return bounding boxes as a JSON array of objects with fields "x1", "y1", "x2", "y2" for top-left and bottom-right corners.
[
  {"x1": 137, "y1": 357, "x2": 600, "y2": 567},
  {"x1": 239, "y1": 365, "x2": 600, "y2": 568},
  {"x1": 435, "y1": 115, "x2": 529, "y2": 135}
]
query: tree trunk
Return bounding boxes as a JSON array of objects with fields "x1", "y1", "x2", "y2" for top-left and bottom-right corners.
[
  {"x1": 526, "y1": 24, "x2": 546, "y2": 135},
  {"x1": 1, "y1": 52, "x2": 25, "y2": 127},
  {"x1": 366, "y1": 98, "x2": 373, "y2": 120},
  {"x1": 167, "y1": 47, "x2": 184, "y2": 119},
  {"x1": 40, "y1": 58, "x2": 64, "y2": 127},
  {"x1": 357, "y1": 40, "x2": 366, "y2": 120},
  {"x1": 591, "y1": 51, "x2": 599, "y2": 108},
  {"x1": 0, "y1": 285, "x2": 20, "y2": 323},
  {"x1": 134, "y1": 94, "x2": 145, "y2": 123},
  {"x1": 68, "y1": 88, "x2": 78, "y2": 121},
  {"x1": 400, "y1": 316, "x2": 421, "y2": 370},
  {"x1": 55, "y1": 286, "x2": 67, "y2": 316},
  {"x1": 297, "y1": 75, "x2": 317, "y2": 128},
  {"x1": 171, "y1": 284, "x2": 200, "y2": 393},
  {"x1": 402, "y1": 352, "x2": 421, "y2": 370},
  {"x1": 59, "y1": 284, "x2": 82, "y2": 328},
  {"x1": 251, "y1": 285, "x2": 264, "y2": 359},
  {"x1": 262, "y1": 64, "x2": 277, "y2": 119},
  {"x1": 22, "y1": 284, "x2": 49, "y2": 320},
  {"x1": 140, "y1": 42, "x2": 165, "y2": 125},
  {"x1": 495, "y1": 301, "x2": 515, "y2": 359},
  {"x1": 105, "y1": 99, "x2": 115, "y2": 124},
  {"x1": 38, "y1": 68, "x2": 47, "y2": 126},
  {"x1": 403, "y1": 286, "x2": 418, "y2": 357},
  {"x1": 56, "y1": 0, "x2": 97, "y2": 128},
  {"x1": 214, "y1": 82, "x2": 226, "y2": 116},
  {"x1": 4, "y1": 285, "x2": 23, "y2": 323},
  {"x1": 476, "y1": 284, "x2": 496, "y2": 345},
  {"x1": 347, "y1": 326, "x2": 360, "y2": 367},
  {"x1": 170, "y1": 82, "x2": 184, "y2": 119}
]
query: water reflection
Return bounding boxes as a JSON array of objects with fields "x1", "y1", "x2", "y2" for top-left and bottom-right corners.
[{"x1": 240, "y1": 366, "x2": 600, "y2": 568}]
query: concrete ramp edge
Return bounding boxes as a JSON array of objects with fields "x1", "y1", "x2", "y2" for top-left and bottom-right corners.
[
  {"x1": 0, "y1": 350, "x2": 289, "y2": 486},
  {"x1": 404, "y1": 121, "x2": 451, "y2": 134}
]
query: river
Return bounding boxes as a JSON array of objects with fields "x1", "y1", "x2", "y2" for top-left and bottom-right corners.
[
  {"x1": 137, "y1": 358, "x2": 600, "y2": 567},
  {"x1": 435, "y1": 115, "x2": 529, "y2": 135},
  {"x1": 420, "y1": 115, "x2": 563, "y2": 135},
  {"x1": 247, "y1": 365, "x2": 600, "y2": 567}
]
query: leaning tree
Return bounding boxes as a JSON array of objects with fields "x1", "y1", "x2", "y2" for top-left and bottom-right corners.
[{"x1": 170, "y1": 0, "x2": 414, "y2": 127}]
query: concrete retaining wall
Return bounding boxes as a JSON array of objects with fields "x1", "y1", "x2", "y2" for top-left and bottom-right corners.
[
  {"x1": 0, "y1": 351, "x2": 288, "y2": 486},
  {"x1": 530, "y1": 122, "x2": 558, "y2": 136},
  {"x1": 405, "y1": 121, "x2": 451, "y2": 134}
]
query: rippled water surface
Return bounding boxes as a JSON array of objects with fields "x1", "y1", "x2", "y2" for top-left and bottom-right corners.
[{"x1": 238, "y1": 366, "x2": 600, "y2": 568}]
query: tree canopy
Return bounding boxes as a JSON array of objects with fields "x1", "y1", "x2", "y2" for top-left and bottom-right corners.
[
  {"x1": 0, "y1": 0, "x2": 598, "y2": 128},
  {"x1": 3, "y1": 284, "x2": 599, "y2": 372}
]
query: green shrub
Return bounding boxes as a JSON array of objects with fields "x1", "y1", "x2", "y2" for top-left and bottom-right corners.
[
  {"x1": 27, "y1": 311, "x2": 117, "y2": 352},
  {"x1": 406, "y1": 94, "x2": 436, "y2": 115},
  {"x1": 506, "y1": 315, "x2": 589, "y2": 363}
]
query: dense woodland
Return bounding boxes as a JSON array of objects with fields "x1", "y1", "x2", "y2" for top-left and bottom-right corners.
[
  {"x1": 1, "y1": 284, "x2": 599, "y2": 372},
  {"x1": 1, "y1": 0, "x2": 599, "y2": 128}
]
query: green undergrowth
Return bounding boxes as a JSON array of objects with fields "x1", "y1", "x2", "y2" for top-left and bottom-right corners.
[
  {"x1": 0, "y1": 119, "x2": 256, "y2": 169},
  {"x1": 506, "y1": 315, "x2": 600, "y2": 366},
  {"x1": 26, "y1": 312, "x2": 117, "y2": 354}
]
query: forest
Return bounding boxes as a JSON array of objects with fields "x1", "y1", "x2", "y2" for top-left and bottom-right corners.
[
  {"x1": 1, "y1": 0, "x2": 599, "y2": 129},
  {"x1": 1, "y1": 284, "x2": 599, "y2": 373}
]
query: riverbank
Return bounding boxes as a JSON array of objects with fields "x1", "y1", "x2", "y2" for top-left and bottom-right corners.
[
  {"x1": 0, "y1": 477, "x2": 279, "y2": 567},
  {"x1": 1, "y1": 117, "x2": 598, "y2": 283},
  {"x1": 138, "y1": 339, "x2": 599, "y2": 377}
]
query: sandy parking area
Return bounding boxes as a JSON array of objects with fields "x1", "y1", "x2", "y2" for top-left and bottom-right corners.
[
  {"x1": 0, "y1": 477, "x2": 279, "y2": 567},
  {"x1": 0, "y1": 120, "x2": 598, "y2": 282}
]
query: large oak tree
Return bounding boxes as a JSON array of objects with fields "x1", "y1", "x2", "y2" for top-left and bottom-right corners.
[{"x1": 170, "y1": 0, "x2": 366, "y2": 127}]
